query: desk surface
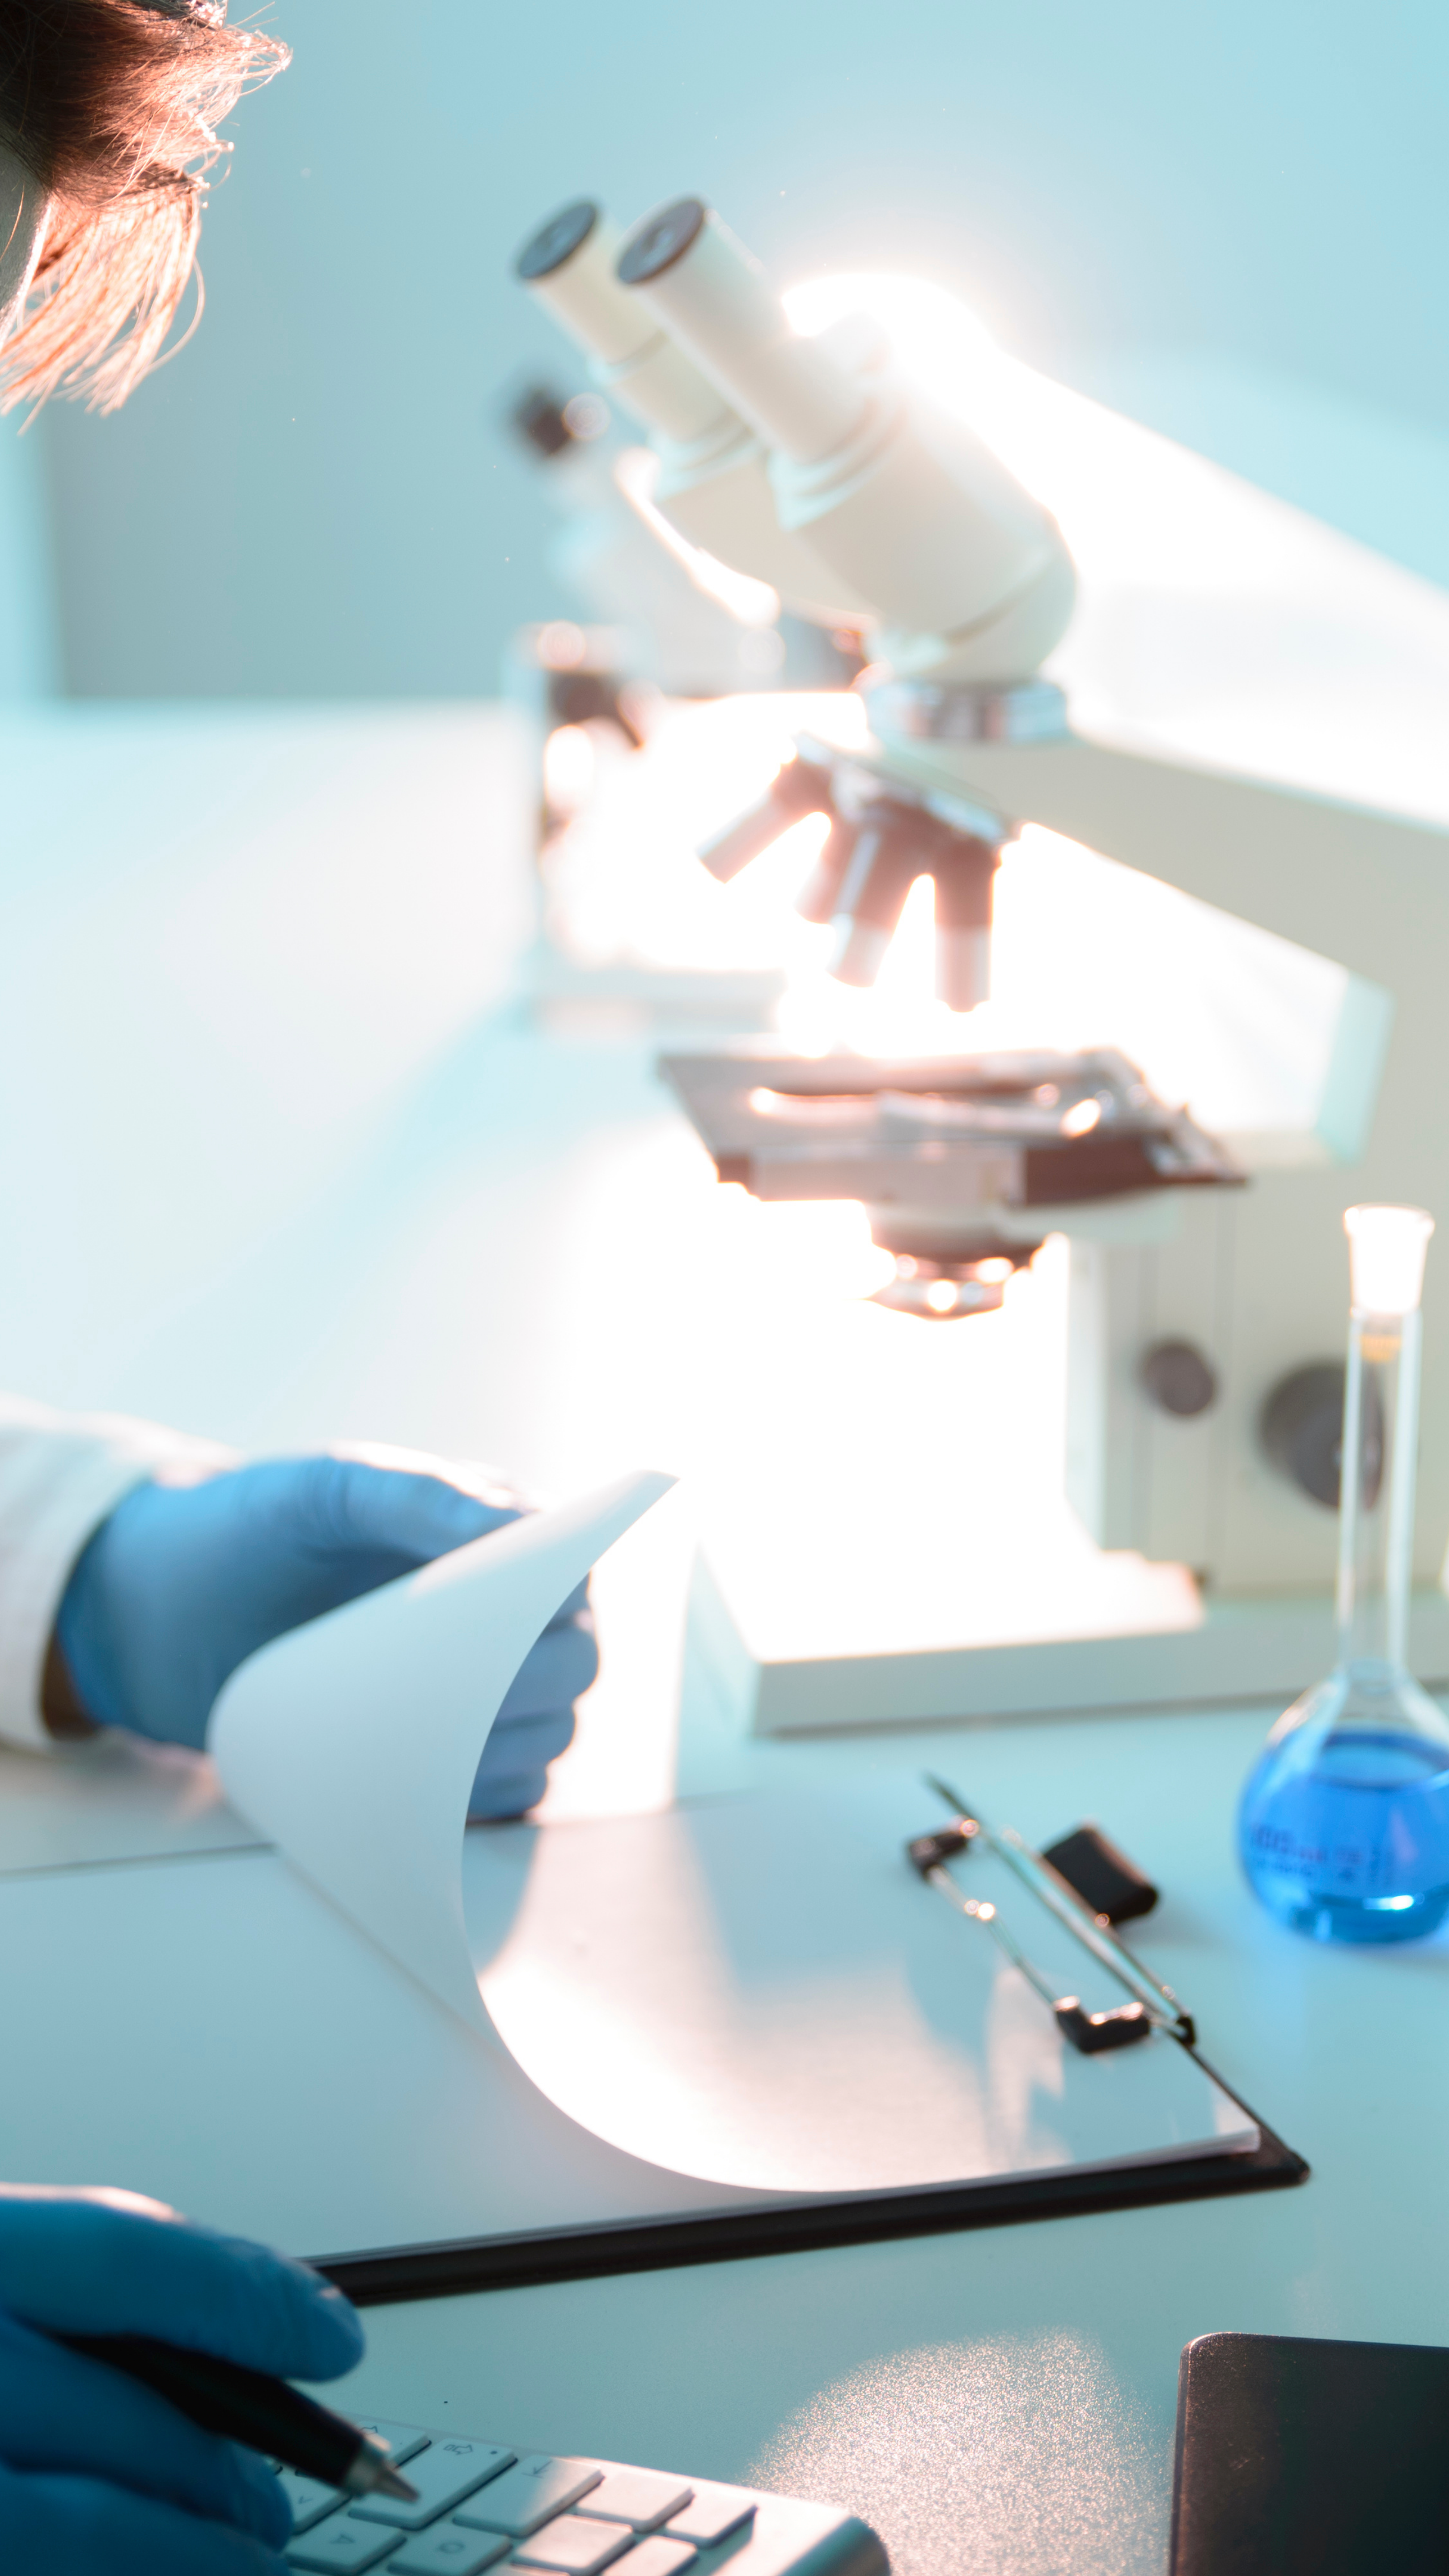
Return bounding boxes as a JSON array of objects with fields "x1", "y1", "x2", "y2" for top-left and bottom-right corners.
[
  {"x1": 4, "y1": 697, "x2": 1448, "y2": 2576},
  {"x1": 320, "y1": 1689, "x2": 1449, "y2": 2576},
  {"x1": 12, "y1": 1692, "x2": 1446, "y2": 2576}
]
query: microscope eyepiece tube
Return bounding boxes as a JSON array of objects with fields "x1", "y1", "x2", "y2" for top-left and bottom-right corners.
[
  {"x1": 617, "y1": 198, "x2": 868, "y2": 468},
  {"x1": 514, "y1": 201, "x2": 655, "y2": 368},
  {"x1": 514, "y1": 199, "x2": 739, "y2": 446},
  {"x1": 615, "y1": 196, "x2": 708, "y2": 284},
  {"x1": 514, "y1": 199, "x2": 602, "y2": 287}
]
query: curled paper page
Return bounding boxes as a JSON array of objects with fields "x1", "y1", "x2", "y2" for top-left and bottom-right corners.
[
  {"x1": 209, "y1": 1468, "x2": 674, "y2": 2038},
  {"x1": 473, "y1": 1781, "x2": 1258, "y2": 2194}
]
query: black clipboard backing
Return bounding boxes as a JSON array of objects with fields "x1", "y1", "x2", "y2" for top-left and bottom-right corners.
[{"x1": 320, "y1": 2055, "x2": 1306, "y2": 2308}]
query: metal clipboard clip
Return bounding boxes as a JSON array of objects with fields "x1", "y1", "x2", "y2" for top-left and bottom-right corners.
[{"x1": 907, "y1": 1773, "x2": 1195, "y2": 2056}]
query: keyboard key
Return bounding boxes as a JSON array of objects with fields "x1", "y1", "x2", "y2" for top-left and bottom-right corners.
[
  {"x1": 663, "y1": 2485, "x2": 755, "y2": 2546},
  {"x1": 581, "y1": 2472, "x2": 694, "y2": 2532},
  {"x1": 352, "y1": 2421, "x2": 432, "y2": 2467},
  {"x1": 351, "y1": 2439, "x2": 515, "y2": 2530},
  {"x1": 512, "y1": 2514, "x2": 635, "y2": 2573},
  {"x1": 286, "y1": 2519, "x2": 400, "y2": 2572},
  {"x1": 619, "y1": 2541, "x2": 698, "y2": 2576},
  {"x1": 276, "y1": 2430, "x2": 433, "y2": 2537},
  {"x1": 455, "y1": 2458, "x2": 603, "y2": 2538},
  {"x1": 277, "y1": 2468, "x2": 347, "y2": 2534},
  {"x1": 387, "y1": 2526, "x2": 513, "y2": 2574}
]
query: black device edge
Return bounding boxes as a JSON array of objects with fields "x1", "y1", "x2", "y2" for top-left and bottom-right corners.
[
  {"x1": 1168, "y1": 2334, "x2": 1194, "y2": 2576},
  {"x1": 316, "y1": 2068, "x2": 1307, "y2": 2309}
]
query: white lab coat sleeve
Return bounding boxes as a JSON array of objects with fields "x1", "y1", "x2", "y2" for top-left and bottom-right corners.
[{"x1": 0, "y1": 1394, "x2": 235, "y2": 1754}]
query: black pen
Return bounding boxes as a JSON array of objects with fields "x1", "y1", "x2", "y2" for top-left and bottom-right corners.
[{"x1": 54, "y1": 2330, "x2": 419, "y2": 2502}]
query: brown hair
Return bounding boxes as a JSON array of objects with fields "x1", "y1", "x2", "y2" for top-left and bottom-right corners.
[{"x1": 0, "y1": 0, "x2": 287, "y2": 414}]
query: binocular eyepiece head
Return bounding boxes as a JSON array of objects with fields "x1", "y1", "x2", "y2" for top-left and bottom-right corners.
[
  {"x1": 616, "y1": 198, "x2": 708, "y2": 289},
  {"x1": 514, "y1": 199, "x2": 602, "y2": 284}
]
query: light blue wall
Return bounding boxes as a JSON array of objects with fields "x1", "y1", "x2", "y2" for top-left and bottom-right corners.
[
  {"x1": 35, "y1": 0, "x2": 1449, "y2": 699},
  {"x1": 0, "y1": 421, "x2": 62, "y2": 697}
]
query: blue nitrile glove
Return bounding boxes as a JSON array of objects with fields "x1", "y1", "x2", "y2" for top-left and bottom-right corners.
[
  {"x1": 53, "y1": 1457, "x2": 598, "y2": 1818},
  {"x1": 0, "y1": 2183, "x2": 362, "y2": 2573}
]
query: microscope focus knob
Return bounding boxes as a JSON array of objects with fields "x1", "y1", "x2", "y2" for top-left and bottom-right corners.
[
  {"x1": 1259, "y1": 1361, "x2": 1384, "y2": 1511},
  {"x1": 1140, "y1": 1339, "x2": 1218, "y2": 1419}
]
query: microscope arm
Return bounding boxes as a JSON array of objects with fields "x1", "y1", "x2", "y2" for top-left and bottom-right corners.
[
  {"x1": 872, "y1": 718, "x2": 1449, "y2": 1589},
  {"x1": 877, "y1": 725, "x2": 1440, "y2": 988},
  {"x1": 876, "y1": 720, "x2": 1449, "y2": 1165}
]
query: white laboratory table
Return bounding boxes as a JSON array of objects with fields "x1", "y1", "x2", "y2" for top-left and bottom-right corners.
[{"x1": 3, "y1": 699, "x2": 1449, "y2": 2576}]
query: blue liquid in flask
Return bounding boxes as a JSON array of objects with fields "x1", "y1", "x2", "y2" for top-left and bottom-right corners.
[
  {"x1": 1241, "y1": 1208, "x2": 1449, "y2": 1944},
  {"x1": 1239, "y1": 1712, "x2": 1449, "y2": 1944}
]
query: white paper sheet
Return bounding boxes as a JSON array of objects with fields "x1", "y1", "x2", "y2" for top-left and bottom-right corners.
[
  {"x1": 208, "y1": 1484, "x2": 1258, "y2": 2218},
  {"x1": 0, "y1": 1847, "x2": 771, "y2": 2259},
  {"x1": 209, "y1": 1468, "x2": 674, "y2": 2038},
  {"x1": 472, "y1": 1779, "x2": 1258, "y2": 2195}
]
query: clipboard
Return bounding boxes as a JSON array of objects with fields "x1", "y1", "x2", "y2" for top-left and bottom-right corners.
[
  {"x1": 318, "y1": 1772, "x2": 1309, "y2": 2304},
  {"x1": 0, "y1": 1799, "x2": 1304, "y2": 2309},
  {"x1": 0, "y1": 1473, "x2": 1305, "y2": 2305},
  {"x1": 320, "y1": 2094, "x2": 1306, "y2": 2309}
]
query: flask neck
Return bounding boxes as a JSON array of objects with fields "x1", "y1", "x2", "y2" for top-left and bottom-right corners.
[{"x1": 1335, "y1": 1306, "x2": 1420, "y2": 1680}]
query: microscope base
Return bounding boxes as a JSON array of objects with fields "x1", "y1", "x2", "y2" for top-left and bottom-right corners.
[{"x1": 686, "y1": 1548, "x2": 1449, "y2": 1735}]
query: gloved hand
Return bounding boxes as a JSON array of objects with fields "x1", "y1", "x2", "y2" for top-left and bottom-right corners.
[
  {"x1": 52, "y1": 1455, "x2": 598, "y2": 1818},
  {"x1": 0, "y1": 2182, "x2": 361, "y2": 2573}
]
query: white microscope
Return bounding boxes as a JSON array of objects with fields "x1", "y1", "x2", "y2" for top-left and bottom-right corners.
[{"x1": 516, "y1": 192, "x2": 1449, "y2": 1730}]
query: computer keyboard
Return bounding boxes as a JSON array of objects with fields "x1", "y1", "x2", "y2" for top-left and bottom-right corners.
[{"x1": 277, "y1": 2416, "x2": 888, "y2": 2576}]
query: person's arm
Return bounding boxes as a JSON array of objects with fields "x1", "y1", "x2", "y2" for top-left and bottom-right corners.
[
  {"x1": 0, "y1": 1393, "x2": 233, "y2": 1754},
  {"x1": 0, "y1": 2183, "x2": 361, "y2": 2573},
  {"x1": 0, "y1": 1401, "x2": 596, "y2": 1816},
  {"x1": 44, "y1": 1436, "x2": 598, "y2": 1817}
]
